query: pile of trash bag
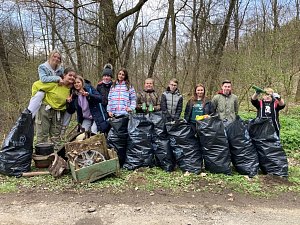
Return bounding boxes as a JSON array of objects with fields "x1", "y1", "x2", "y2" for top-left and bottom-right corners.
[
  {"x1": 0, "y1": 109, "x2": 34, "y2": 176},
  {"x1": 226, "y1": 116, "x2": 259, "y2": 177},
  {"x1": 123, "y1": 113, "x2": 154, "y2": 170},
  {"x1": 196, "y1": 116, "x2": 231, "y2": 175},
  {"x1": 249, "y1": 117, "x2": 288, "y2": 177},
  {"x1": 166, "y1": 119, "x2": 202, "y2": 174}
]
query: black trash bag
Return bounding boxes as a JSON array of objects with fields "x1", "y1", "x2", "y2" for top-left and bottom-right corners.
[
  {"x1": 248, "y1": 117, "x2": 288, "y2": 177},
  {"x1": 226, "y1": 116, "x2": 259, "y2": 177},
  {"x1": 107, "y1": 115, "x2": 129, "y2": 167},
  {"x1": 0, "y1": 109, "x2": 34, "y2": 176},
  {"x1": 123, "y1": 113, "x2": 154, "y2": 170},
  {"x1": 166, "y1": 120, "x2": 202, "y2": 174},
  {"x1": 149, "y1": 111, "x2": 175, "y2": 172},
  {"x1": 196, "y1": 116, "x2": 231, "y2": 175}
]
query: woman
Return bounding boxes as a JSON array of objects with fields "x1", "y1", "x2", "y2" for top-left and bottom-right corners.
[
  {"x1": 161, "y1": 78, "x2": 183, "y2": 121},
  {"x1": 67, "y1": 76, "x2": 109, "y2": 134},
  {"x1": 184, "y1": 83, "x2": 214, "y2": 131},
  {"x1": 38, "y1": 49, "x2": 64, "y2": 84},
  {"x1": 107, "y1": 68, "x2": 136, "y2": 117}
]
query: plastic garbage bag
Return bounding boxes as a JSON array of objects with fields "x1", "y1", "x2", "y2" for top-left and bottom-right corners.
[
  {"x1": 123, "y1": 113, "x2": 154, "y2": 170},
  {"x1": 166, "y1": 119, "x2": 202, "y2": 174},
  {"x1": 0, "y1": 109, "x2": 34, "y2": 176},
  {"x1": 107, "y1": 115, "x2": 129, "y2": 167},
  {"x1": 149, "y1": 111, "x2": 174, "y2": 172},
  {"x1": 248, "y1": 117, "x2": 288, "y2": 177},
  {"x1": 196, "y1": 116, "x2": 231, "y2": 175},
  {"x1": 226, "y1": 116, "x2": 259, "y2": 177}
]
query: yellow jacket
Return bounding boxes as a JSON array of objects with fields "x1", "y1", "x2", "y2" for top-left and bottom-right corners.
[{"x1": 32, "y1": 81, "x2": 71, "y2": 110}]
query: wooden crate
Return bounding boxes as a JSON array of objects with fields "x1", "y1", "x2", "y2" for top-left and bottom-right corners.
[
  {"x1": 69, "y1": 148, "x2": 120, "y2": 183},
  {"x1": 65, "y1": 133, "x2": 108, "y2": 162},
  {"x1": 65, "y1": 134, "x2": 120, "y2": 183}
]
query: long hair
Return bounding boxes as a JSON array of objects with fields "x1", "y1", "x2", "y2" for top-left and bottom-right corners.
[
  {"x1": 48, "y1": 49, "x2": 62, "y2": 68},
  {"x1": 112, "y1": 68, "x2": 131, "y2": 90},
  {"x1": 191, "y1": 83, "x2": 206, "y2": 106}
]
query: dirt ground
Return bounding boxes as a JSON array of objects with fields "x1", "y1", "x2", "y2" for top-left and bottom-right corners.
[{"x1": 0, "y1": 188, "x2": 299, "y2": 225}]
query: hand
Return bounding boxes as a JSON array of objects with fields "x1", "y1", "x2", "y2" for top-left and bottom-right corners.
[
  {"x1": 108, "y1": 112, "x2": 114, "y2": 117},
  {"x1": 80, "y1": 91, "x2": 89, "y2": 96},
  {"x1": 66, "y1": 95, "x2": 72, "y2": 103},
  {"x1": 58, "y1": 77, "x2": 64, "y2": 86},
  {"x1": 272, "y1": 93, "x2": 281, "y2": 99},
  {"x1": 126, "y1": 107, "x2": 132, "y2": 112}
]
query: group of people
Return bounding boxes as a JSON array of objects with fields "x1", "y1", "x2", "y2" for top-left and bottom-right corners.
[{"x1": 29, "y1": 50, "x2": 286, "y2": 149}]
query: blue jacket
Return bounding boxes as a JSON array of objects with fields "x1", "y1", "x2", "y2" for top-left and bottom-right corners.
[
  {"x1": 67, "y1": 80, "x2": 110, "y2": 133},
  {"x1": 38, "y1": 62, "x2": 64, "y2": 83}
]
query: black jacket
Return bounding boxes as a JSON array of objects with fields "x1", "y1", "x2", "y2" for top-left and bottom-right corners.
[
  {"x1": 96, "y1": 81, "x2": 112, "y2": 108},
  {"x1": 184, "y1": 99, "x2": 214, "y2": 122},
  {"x1": 67, "y1": 80, "x2": 109, "y2": 133}
]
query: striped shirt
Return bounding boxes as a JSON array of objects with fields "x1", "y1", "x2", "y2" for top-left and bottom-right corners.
[{"x1": 107, "y1": 81, "x2": 136, "y2": 116}]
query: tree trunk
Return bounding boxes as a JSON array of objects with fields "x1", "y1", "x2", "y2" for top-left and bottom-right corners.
[
  {"x1": 169, "y1": 0, "x2": 177, "y2": 77},
  {"x1": 148, "y1": 7, "x2": 171, "y2": 78},
  {"x1": 208, "y1": 0, "x2": 237, "y2": 93},
  {"x1": 0, "y1": 31, "x2": 19, "y2": 106},
  {"x1": 74, "y1": 0, "x2": 83, "y2": 73}
]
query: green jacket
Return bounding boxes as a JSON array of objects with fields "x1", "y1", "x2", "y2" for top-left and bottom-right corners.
[
  {"x1": 212, "y1": 93, "x2": 238, "y2": 123},
  {"x1": 32, "y1": 81, "x2": 71, "y2": 110}
]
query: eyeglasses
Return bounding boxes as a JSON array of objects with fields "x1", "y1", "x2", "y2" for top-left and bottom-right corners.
[{"x1": 170, "y1": 84, "x2": 177, "y2": 86}]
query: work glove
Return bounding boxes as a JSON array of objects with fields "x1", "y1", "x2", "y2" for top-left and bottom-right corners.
[{"x1": 272, "y1": 93, "x2": 281, "y2": 100}]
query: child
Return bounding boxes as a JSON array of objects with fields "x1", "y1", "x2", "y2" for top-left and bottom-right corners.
[
  {"x1": 161, "y1": 78, "x2": 183, "y2": 121},
  {"x1": 251, "y1": 87, "x2": 285, "y2": 136}
]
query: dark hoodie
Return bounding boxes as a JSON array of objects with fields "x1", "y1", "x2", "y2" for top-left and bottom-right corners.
[{"x1": 96, "y1": 81, "x2": 112, "y2": 108}]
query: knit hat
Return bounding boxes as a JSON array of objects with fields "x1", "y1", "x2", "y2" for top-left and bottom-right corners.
[{"x1": 102, "y1": 63, "x2": 113, "y2": 77}]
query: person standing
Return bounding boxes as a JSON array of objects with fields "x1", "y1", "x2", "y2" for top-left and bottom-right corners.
[
  {"x1": 161, "y1": 78, "x2": 183, "y2": 121},
  {"x1": 33, "y1": 68, "x2": 76, "y2": 147},
  {"x1": 136, "y1": 78, "x2": 161, "y2": 113},
  {"x1": 251, "y1": 87, "x2": 285, "y2": 136},
  {"x1": 97, "y1": 63, "x2": 113, "y2": 110},
  {"x1": 67, "y1": 75, "x2": 109, "y2": 134},
  {"x1": 107, "y1": 68, "x2": 136, "y2": 117},
  {"x1": 212, "y1": 80, "x2": 238, "y2": 126},
  {"x1": 184, "y1": 83, "x2": 213, "y2": 131}
]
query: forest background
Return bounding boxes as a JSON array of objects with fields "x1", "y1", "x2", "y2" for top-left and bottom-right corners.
[{"x1": 1, "y1": 0, "x2": 300, "y2": 136}]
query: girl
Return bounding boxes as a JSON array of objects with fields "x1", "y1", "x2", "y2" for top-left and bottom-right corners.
[
  {"x1": 67, "y1": 76, "x2": 109, "y2": 134},
  {"x1": 107, "y1": 68, "x2": 136, "y2": 117},
  {"x1": 184, "y1": 83, "x2": 214, "y2": 131}
]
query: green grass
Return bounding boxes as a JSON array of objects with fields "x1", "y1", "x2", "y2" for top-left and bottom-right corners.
[
  {"x1": 1, "y1": 166, "x2": 300, "y2": 197},
  {"x1": 0, "y1": 108, "x2": 299, "y2": 197}
]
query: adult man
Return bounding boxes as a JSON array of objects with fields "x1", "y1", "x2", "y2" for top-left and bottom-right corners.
[
  {"x1": 212, "y1": 80, "x2": 238, "y2": 125},
  {"x1": 32, "y1": 68, "x2": 76, "y2": 146},
  {"x1": 136, "y1": 78, "x2": 161, "y2": 113}
]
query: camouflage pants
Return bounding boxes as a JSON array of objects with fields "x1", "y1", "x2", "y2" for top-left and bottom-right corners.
[{"x1": 35, "y1": 104, "x2": 65, "y2": 150}]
